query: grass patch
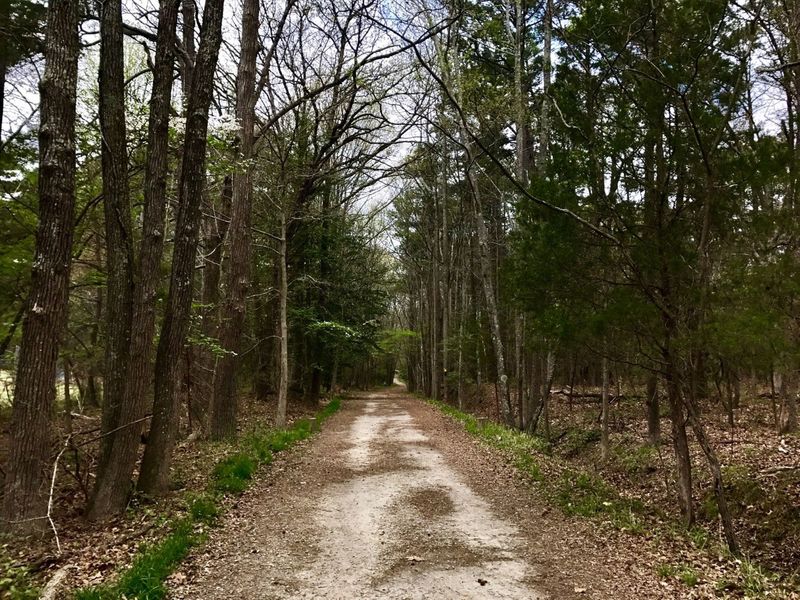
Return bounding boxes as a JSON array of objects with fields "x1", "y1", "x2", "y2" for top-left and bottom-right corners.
[
  {"x1": 211, "y1": 453, "x2": 256, "y2": 494},
  {"x1": 429, "y1": 398, "x2": 644, "y2": 533},
  {"x1": 76, "y1": 519, "x2": 200, "y2": 600},
  {"x1": 558, "y1": 428, "x2": 600, "y2": 457},
  {"x1": 554, "y1": 470, "x2": 645, "y2": 533},
  {"x1": 611, "y1": 443, "x2": 658, "y2": 476},
  {"x1": 656, "y1": 563, "x2": 700, "y2": 588},
  {"x1": 187, "y1": 493, "x2": 219, "y2": 524},
  {"x1": 74, "y1": 397, "x2": 342, "y2": 599}
]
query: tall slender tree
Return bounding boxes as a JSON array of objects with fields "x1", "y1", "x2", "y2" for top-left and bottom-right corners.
[
  {"x1": 93, "y1": 0, "x2": 135, "y2": 505},
  {"x1": 211, "y1": 0, "x2": 260, "y2": 439},
  {"x1": 0, "y1": 0, "x2": 80, "y2": 534},
  {"x1": 138, "y1": 0, "x2": 227, "y2": 494},
  {"x1": 88, "y1": 0, "x2": 181, "y2": 518}
]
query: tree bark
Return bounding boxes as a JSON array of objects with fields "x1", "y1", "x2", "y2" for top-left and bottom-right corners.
[
  {"x1": 88, "y1": 0, "x2": 180, "y2": 519},
  {"x1": 276, "y1": 211, "x2": 289, "y2": 428},
  {"x1": 601, "y1": 355, "x2": 610, "y2": 460},
  {"x1": 181, "y1": 0, "x2": 196, "y2": 104},
  {"x1": 210, "y1": 0, "x2": 259, "y2": 439},
  {"x1": 779, "y1": 372, "x2": 798, "y2": 433},
  {"x1": 96, "y1": 0, "x2": 135, "y2": 482},
  {"x1": 646, "y1": 373, "x2": 660, "y2": 445},
  {"x1": 665, "y1": 354, "x2": 694, "y2": 527},
  {"x1": 1, "y1": 0, "x2": 79, "y2": 534},
  {"x1": 138, "y1": 0, "x2": 226, "y2": 495},
  {"x1": 538, "y1": 0, "x2": 552, "y2": 172}
]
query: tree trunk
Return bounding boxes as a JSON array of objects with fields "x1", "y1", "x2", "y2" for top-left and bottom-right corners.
[
  {"x1": 138, "y1": 0, "x2": 226, "y2": 495},
  {"x1": 779, "y1": 372, "x2": 798, "y2": 434},
  {"x1": 665, "y1": 357, "x2": 694, "y2": 527},
  {"x1": 684, "y1": 389, "x2": 739, "y2": 554},
  {"x1": 192, "y1": 179, "x2": 231, "y2": 429},
  {"x1": 181, "y1": 0, "x2": 196, "y2": 104},
  {"x1": 0, "y1": 54, "x2": 6, "y2": 142},
  {"x1": 63, "y1": 360, "x2": 73, "y2": 435},
  {"x1": 276, "y1": 211, "x2": 289, "y2": 428},
  {"x1": 1, "y1": 0, "x2": 79, "y2": 534},
  {"x1": 88, "y1": 0, "x2": 180, "y2": 519},
  {"x1": 600, "y1": 355, "x2": 610, "y2": 460},
  {"x1": 542, "y1": 350, "x2": 554, "y2": 440},
  {"x1": 210, "y1": 0, "x2": 259, "y2": 440},
  {"x1": 646, "y1": 373, "x2": 660, "y2": 445},
  {"x1": 538, "y1": 0, "x2": 552, "y2": 172},
  {"x1": 459, "y1": 134, "x2": 512, "y2": 423},
  {"x1": 96, "y1": 0, "x2": 135, "y2": 483}
]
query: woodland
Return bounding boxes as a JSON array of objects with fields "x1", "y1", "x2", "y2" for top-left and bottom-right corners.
[{"x1": 0, "y1": 0, "x2": 799, "y2": 596}]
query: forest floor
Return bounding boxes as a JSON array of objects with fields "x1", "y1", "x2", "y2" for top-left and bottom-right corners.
[
  {"x1": 0, "y1": 395, "x2": 320, "y2": 598},
  {"x1": 170, "y1": 387, "x2": 681, "y2": 599}
]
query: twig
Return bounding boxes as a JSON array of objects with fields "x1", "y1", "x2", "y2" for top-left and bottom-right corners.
[{"x1": 48, "y1": 435, "x2": 72, "y2": 555}]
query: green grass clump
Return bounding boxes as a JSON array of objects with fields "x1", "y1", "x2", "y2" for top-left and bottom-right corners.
[
  {"x1": 559, "y1": 428, "x2": 600, "y2": 457},
  {"x1": 319, "y1": 397, "x2": 341, "y2": 421},
  {"x1": 553, "y1": 470, "x2": 644, "y2": 532},
  {"x1": 688, "y1": 526, "x2": 710, "y2": 550},
  {"x1": 612, "y1": 443, "x2": 657, "y2": 475},
  {"x1": 656, "y1": 563, "x2": 678, "y2": 578},
  {"x1": 679, "y1": 565, "x2": 700, "y2": 587},
  {"x1": 211, "y1": 453, "x2": 256, "y2": 494},
  {"x1": 76, "y1": 519, "x2": 200, "y2": 600},
  {"x1": 242, "y1": 428, "x2": 275, "y2": 464},
  {"x1": 187, "y1": 493, "x2": 219, "y2": 524},
  {"x1": 657, "y1": 563, "x2": 699, "y2": 588}
]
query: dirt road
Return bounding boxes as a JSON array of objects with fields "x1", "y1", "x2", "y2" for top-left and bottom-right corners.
[{"x1": 170, "y1": 389, "x2": 665, "y2": 599}]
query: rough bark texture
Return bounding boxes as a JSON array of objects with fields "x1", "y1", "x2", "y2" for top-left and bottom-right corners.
[
  {"x1": 181, "y1": 0, "x2": 196, "y2": 104},
  {"x1": 88, "y1": 0, "x2": 180, "y2": 519},
  {"x1": 211, "y1": 0, "x2": 259, "y2": 439},
  {"x1": 96, "y1": 0, "x2": 135, "y2": 481},
  {"x1": 138, "y1": 0, "x2": 226, "y2": 494},
  {"x1": 0, "y1": 0, "x2": 79, "y2": 534}
]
